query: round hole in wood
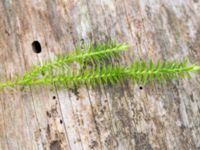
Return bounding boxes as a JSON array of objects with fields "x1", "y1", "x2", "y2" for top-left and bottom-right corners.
[{"x1": 32, "y1": 41, "x2": 42, "y2": 53}]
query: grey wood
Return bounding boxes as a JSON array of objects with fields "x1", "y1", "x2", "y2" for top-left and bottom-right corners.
[{"x1": 0, "y1": 0, "x2": 200, "y2": 149}]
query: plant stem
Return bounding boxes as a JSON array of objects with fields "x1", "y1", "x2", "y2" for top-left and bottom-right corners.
[
  {"x1": 1, "y1": 59, "x2": 200, "y2": 90},
  {"x1": 1, "y1": 62, "x2": 198, "y2": 89}
]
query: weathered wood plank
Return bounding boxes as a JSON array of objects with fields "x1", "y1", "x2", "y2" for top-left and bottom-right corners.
[{"x1": 0, "y1": 0, "x2": 200, "y2": 150}]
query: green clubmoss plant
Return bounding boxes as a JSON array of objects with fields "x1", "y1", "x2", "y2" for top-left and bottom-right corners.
[{"x1": 0, "y1": 58, "x2": 200, "y2": 90}]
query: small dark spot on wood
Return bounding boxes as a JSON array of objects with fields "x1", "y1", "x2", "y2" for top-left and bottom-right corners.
[
  {"x1": 139, "y1": 86, "x2": 143, "y2": 90},
  {"x1": 180, "y1": 124, "x2": 186, "y2": 129},
  {"x1": 5, "y1": 30, "x2": 10, "y2": 35},
  {"x1": 47, "y1": 124, "x2": 51, "y2": 137},
  {"x1": 77, "y1": 138, "x2": 81, "y2": 142},
  {"x1": 46, "y1": 111, "x2": 51, "y2": 118},
  {"x1": 89, "y1": 131, "x2": 92, "y2": 134},
  {"x1": 190, "y1": 94, "x2": 194, "y2": 102},
  {"x1": 20, "y1": 86, "x2": 25, "y2": 91},
  {"x1": 80, "y1": 38, "x2": 85, "y2": 49},
  {"x1": 60, "y1": 119, "x2": 63, "y2": 124},
  {"x1": 53, "y1": 96, "x2": 56, "y2": 99},
  {"x1": 89, "y1": 140, "x2": 98, "y2": 149},
  {"x1": 50, "y1": 140, "x2": 61, "y2": 150},
  {"x1": 104, "y1": 99, "x2": 108, "y2": 103},
  {"x1": 32, "y1": 41, "x2": 42, "y2": 53},
  {"x1": 80, "y1": 38, "x2": 84, "y2": 43},
  {"x1": 100, "y1": 109, "x2": 104, "y2": 114}
]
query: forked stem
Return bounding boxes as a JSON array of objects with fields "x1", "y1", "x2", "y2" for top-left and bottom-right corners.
[{"x1": 1, "y1": 60, "x2": 199, "y2": 89}]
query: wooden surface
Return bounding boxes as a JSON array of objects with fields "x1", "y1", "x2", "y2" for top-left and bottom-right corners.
[{"x1": 0, "y1": 0, "x2": 200, "y2": 150}]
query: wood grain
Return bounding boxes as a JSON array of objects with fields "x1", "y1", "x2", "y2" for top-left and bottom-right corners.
[{"x1": 0, "y1": 0, "x2": 200, "y2": 150}]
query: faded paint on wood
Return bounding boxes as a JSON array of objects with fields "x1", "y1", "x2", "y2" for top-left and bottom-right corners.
[{"x1": 0, "y1": 0, "x2": 200, "y2": 150}]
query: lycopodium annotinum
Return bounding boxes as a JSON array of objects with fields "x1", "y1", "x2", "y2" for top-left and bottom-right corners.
[{"x1": 0, "y1": 41, "x2": 199, "y2": 90}]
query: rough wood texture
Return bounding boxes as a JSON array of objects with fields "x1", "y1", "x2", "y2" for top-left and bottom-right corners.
[{"x1": 0, "y1": 0, "x2": 200, "y2": 150}]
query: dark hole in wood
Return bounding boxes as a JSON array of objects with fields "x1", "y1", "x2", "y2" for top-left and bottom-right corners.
[
  {"x1": 80, "y1": 38, "x2": 84, "y2": 43},
  {"x1": 46, "y1": 111, "x2": 51, "y2": 118},
  {"x1": 80, "y1": 38, "x2": 84, "y2": 49},
  {"x1": 139, "y1": 86, "x2": 143, "y2": 90},
  {"x1": 32, "y1": 41, "x2": 42, "y2": 53},
  {"x1": 60, "y1": 120, "x2": 63, "y2": 124},
  {"x1": 52, "y1": 96, "x2": 56, "y2": 99}
]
